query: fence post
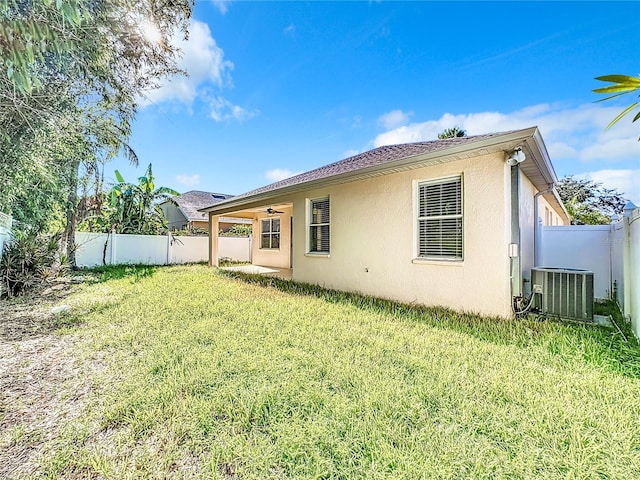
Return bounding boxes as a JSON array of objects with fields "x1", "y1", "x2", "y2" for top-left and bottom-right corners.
[
  {"x1": 631, "y1": 209, "x2": 640, "y2": 339},
  {"x1": 535, "y1": 218, "x2": 544, "y2": 266},
  {"x1": 166, "y1": 233, "x2": 172, "y2": 265},
  {"x1": 623, "y1": 202, "x2": 639, "y2": 339},
  {"x1": 622, "y1": 204, "x2": 632, "y2": 322},
  {"x1": 110, "y1": 230, "x2": 117, "y2": 265}
]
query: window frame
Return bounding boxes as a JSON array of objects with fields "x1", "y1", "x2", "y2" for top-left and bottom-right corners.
[
  {"x1": 415, "y1": 175, "x2": 464, "y2": 262},
  {"x1": 260, "y1": 217, "x2": 281, "y2": 250},
  {"x1": 307, "y1": 196, "x2": 330, "y2": 255}
]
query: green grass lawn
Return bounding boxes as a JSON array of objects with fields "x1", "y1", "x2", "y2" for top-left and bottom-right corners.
[{"x1": 30, "y1": 265, "x2": 640, "y2": 478}]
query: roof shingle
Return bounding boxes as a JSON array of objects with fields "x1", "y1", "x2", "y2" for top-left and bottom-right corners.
[
  {"x1": 171, "y1": 191, "x2": 234, "y2": 221},
  {"x1": 200, "y1": 127, "x2": 568, "y2": 223},
  {"x1": 216, "y1": 131, "x2": 516, "y2": 205}
]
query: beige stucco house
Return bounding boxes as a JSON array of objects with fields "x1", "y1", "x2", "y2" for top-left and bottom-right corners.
[
  {"x1": 160, "y1": 190, "x2": 252, "y2": 233},
  {"x1": 201, "y1": 127, "x2": 569, "y2": 318}
]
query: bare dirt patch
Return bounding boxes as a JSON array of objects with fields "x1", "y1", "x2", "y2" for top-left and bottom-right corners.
[{"x1": 0, "y1": 278, "x2": 94, "y2": 479}]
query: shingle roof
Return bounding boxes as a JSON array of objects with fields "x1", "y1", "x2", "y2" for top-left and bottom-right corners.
[
  {"x1": 201, "y1": 127, "x2": 570, "y2": 224},
  {"x1": 211, "y1": 131, "x2": 518, "y2": 207},
  {"x1": 171, "y1": 190, "x2": 234, "y2": 221}
]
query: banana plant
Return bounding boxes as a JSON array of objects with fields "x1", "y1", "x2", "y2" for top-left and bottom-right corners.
[
  {"x1": 593, "y1": 74, "x2": 640, "y2": 140},
  {"x1": 107, "y1": 164, "x2": 179, "y2": 234}
]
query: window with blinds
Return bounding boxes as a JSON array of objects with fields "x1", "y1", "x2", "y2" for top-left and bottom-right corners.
[
  {"x1": 309, "y1": 197, "x2": 330, "y2": 254},
  {"x1": 417, "y1": 176, "x2": 463, "y2": 260},
  {"x1": 260, "y1": 218, "x2": 280, "y2": 249}
]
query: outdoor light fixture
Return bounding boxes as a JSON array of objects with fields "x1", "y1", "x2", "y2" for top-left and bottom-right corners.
[{"x1": 506, "y1": 147, "x2": 526, "y2": 166}]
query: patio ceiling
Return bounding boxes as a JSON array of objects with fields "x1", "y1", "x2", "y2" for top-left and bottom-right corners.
[{"x1": 211, "y1": 202, "x2": 293, "y2": 219}]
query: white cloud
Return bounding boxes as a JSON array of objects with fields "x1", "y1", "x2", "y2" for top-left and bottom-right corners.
[
  {"x1": 283, "y1": 24, "x2": 295, "y2": 36},
  {"x1": 139, "y1": 20, "x2": 234, "y2": 107},
  {"x1": 176, "y1": 174, "x2": 201, "y2": 186},
  {"x1": 265, "y1": 168, "x2": 302, "y2": 182},
  {"x1": 377, "y1": 109, "x2": 412, "y2": 129},
  {"x1": 576, "y1": 169, "x2": 640, "y2": 205},
  {"x1": 212, "y1": 1, "x2": 232, "y2": 14},
  {"x1": 373, "y1": 103, "x2": 640, "y2": 165},
  {"x1": 208, "y1": 96, "x2": 258, "y2": 122},
  {"x1": 579, "y1": 136, "x2": 637, "y2": 163},
  {"x1": 137, "y1": 19, "x2": 259, "y2": 122},
  {"x1": 545, "y1": 141, "x2": 578, "y2": 159}
]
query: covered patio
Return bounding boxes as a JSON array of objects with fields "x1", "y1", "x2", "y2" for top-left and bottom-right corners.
[{"x1": 203, "y1": 200, "x2": 294, "y2": 272}]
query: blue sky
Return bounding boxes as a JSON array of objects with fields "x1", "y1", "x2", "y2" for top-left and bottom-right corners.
[{"x1": 117, "y1": 1, "x2": 640, "y2": 204}]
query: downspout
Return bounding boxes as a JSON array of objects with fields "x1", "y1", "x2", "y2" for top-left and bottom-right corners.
[
  {"x1": 505, "y1": 147, "x2": 529, "y2": 315},
  {"x1": 533, "y1": 185, "x2": 554, "y2": 267},
  {"x1": 510, "y1": 164, "x2": 522, "y2": 299}
]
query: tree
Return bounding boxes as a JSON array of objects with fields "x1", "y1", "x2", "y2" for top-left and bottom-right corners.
[
  {"x1": 593, "y1": 74, "x2": 640, "y2": 140},
  {"x1": 556, "y1": 176, "x2": 626, "y2": 225},
  {"x1": 104, "y1": 164, "x2": 179, "y2": 235},
  {"x1": 1, "y1": 0, "x2": 192, "y2": 107},
  {"x1": 438, "y1": 126, "x2": 467, "y2": 139},
  {"x1": 0, "y1": 0, "x2": 192, "y2": 233},
  {"x1": 59, "y1": 106, "x2": 141, "y2": 266}
]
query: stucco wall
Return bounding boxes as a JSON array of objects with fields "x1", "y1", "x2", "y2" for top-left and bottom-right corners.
[
  {"x1": 518, "y1": 175, "x2": 568, "y2": 295},
  {"x1": 288, "y1": 152, "x2": 513, "y2": 318},
  {"x1": 190, "y1": 220, "x2": 240, "y2": 233},
  {"x1": 519, "y1": 173, "x2": 536, "y2": 295},
  {"x1": 252, "y1": 207, "x2": 292, "y2": 269},
  {"x1": 192, "y1": 220, "x2": 208, "y2": 231},
  {"x1": 539, "y1": 195, "x2": 564, "y2": 226}
]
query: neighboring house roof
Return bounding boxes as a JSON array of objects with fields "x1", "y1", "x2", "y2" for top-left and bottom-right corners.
[
  {"x1": 164, "y1": 191, "x2": 251, "y2": 224},
  {"x1": 202, "y1": 127, "x2": 568, "y2": 222}
]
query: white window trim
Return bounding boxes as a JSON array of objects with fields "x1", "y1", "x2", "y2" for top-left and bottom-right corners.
[
  {"x1": 413, "y1": 175, "x2": 464, "y2": 262},
  {"x1": 259, "y1": 217, "x2": 281, "y2": 250},
  {"x1": 306, "y1": 196, "x2": 330, "y2": 256}
]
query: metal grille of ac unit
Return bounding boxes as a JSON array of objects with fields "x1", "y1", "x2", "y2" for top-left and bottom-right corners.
[{"x1": 531, "y1": 267, "x2": 594, "y2": 322}]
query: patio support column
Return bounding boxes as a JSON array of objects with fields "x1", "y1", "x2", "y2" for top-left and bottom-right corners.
[{"x1": 209, "y1": 213, "x2": 220, "y2": 267}]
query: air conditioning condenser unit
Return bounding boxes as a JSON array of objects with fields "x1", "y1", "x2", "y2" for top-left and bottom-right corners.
[{"x1": 531, "y1": 267, "x2": 594, "y2": 322}]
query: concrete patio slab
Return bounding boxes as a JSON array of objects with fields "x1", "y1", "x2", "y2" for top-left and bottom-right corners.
[{"x1": 221, "y1": 265, "x2": 293, "y2": 280}]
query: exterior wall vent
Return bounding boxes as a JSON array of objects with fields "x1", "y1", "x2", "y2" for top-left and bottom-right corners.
[{"x1": 531, "y1": 267, "x2": 594, "y2": 322}]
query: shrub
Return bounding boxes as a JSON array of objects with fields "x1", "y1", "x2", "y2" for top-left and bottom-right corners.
[
  {"x1": 220, "y1": 224, "x2": 252, "y2": 237},
  {"x1": 171, "y1": 226, "x2": 209, "y2": 236},
  {"x1": 0, "y1": 230, "x2": 62, "y2": 298}
]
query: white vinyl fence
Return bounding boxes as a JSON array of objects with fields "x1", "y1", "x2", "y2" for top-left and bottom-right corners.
[
  {"x1": 541, "y1": 225, "x2": 612, "y2": 299},
  {"x1": 625, "y1": 208, "x2": 640, "y2": 338},
  {"x1": 541, "y1": 205, "x2": 639, "y2": 338},
  {"x1": 0, "y1": 212, "x2": 12, "y2": 260},
  {"x1": 75, "y1": 232, "x2": 251, "y2": 268}
]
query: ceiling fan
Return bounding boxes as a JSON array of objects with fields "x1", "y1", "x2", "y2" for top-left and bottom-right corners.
[{"x1": 265, "y1": 207, "x2": 284, "y2": 215}]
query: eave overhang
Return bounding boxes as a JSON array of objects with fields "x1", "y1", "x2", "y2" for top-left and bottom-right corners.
[{"x1": 201, "y1": 127, "x2": 569, "y2": 222}]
